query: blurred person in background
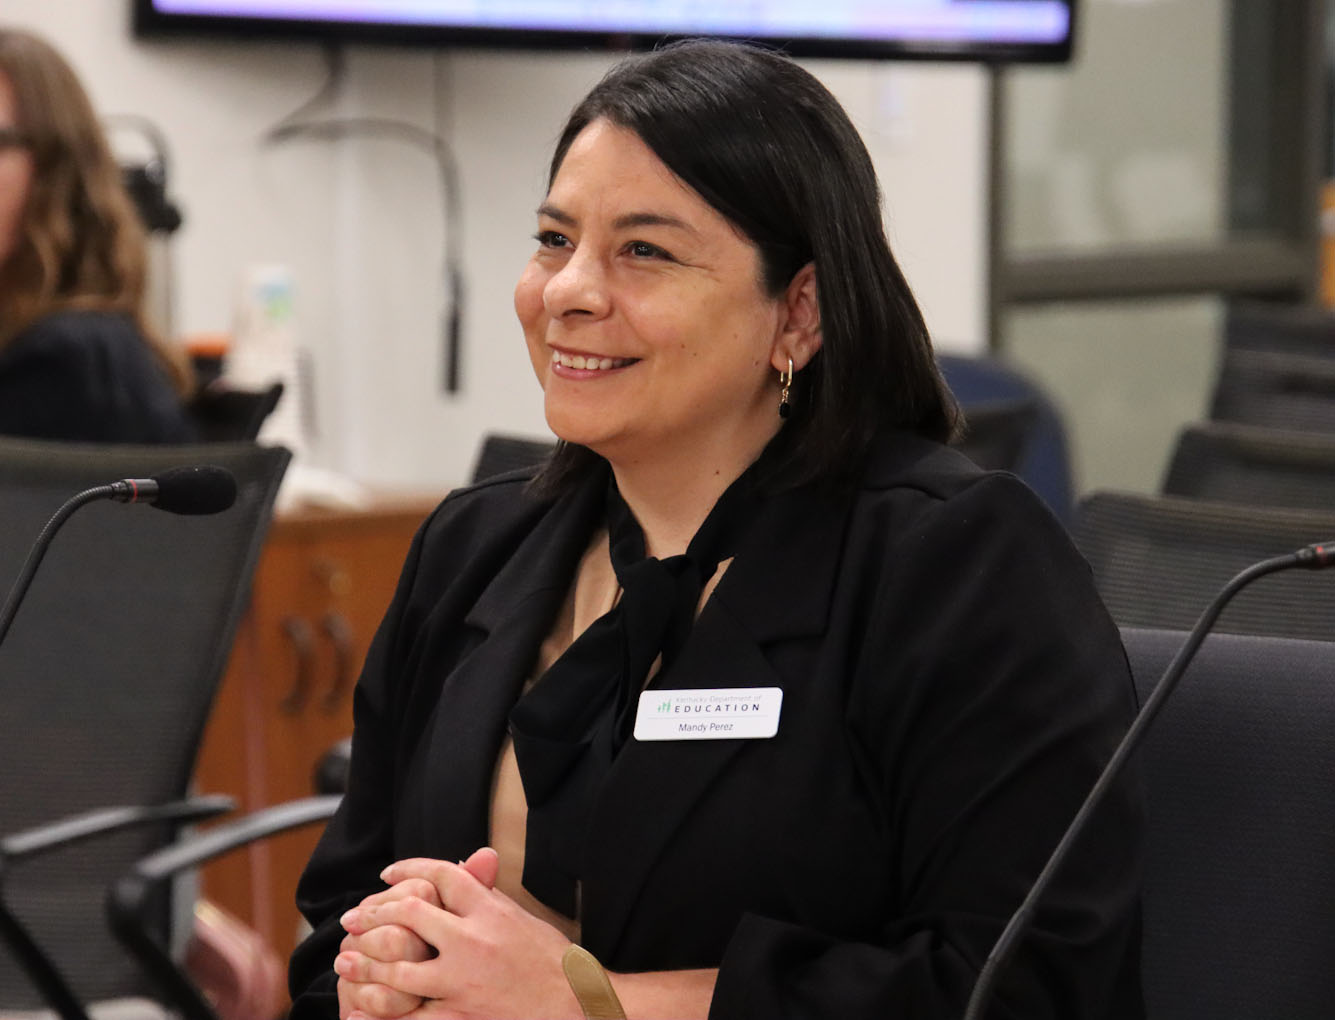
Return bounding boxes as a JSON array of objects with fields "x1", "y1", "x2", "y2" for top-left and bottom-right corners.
[{"x1": 0, "y1": 27, "x2": 195, "y2": 444}]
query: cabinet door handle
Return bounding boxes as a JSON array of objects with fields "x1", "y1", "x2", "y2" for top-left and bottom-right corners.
[
  {"x1": 312, "y1": 556, "x2": 353, "y2": 597},
  {"x1": 321, "y1": 612, "x2": 355, "y2": 715},
  {"x1": 279, "y1": 615, "x2": 315, "y2": 715}
]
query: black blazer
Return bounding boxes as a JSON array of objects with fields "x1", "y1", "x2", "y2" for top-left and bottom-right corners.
[
  {"x1": 290, "y1": 432, "x2": 1143, "y2": 1020},
  {"x1": 0, "y1": 310, "x2": 195, "y2": 444}
]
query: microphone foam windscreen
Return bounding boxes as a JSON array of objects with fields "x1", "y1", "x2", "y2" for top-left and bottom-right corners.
[{"x1": 152, "y1": 465, "x2": 238, "y2": 515}]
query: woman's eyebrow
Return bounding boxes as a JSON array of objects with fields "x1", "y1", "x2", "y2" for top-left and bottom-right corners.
[
  {"x1": 536, "y1": 203, "x2": 698, "y2": 237},
  {"x1": 612, "y1": 211, "x2": 698, "y2": 236},
  {"x1": 536, "y1": 202, "x2": 575, "y2": 225}
]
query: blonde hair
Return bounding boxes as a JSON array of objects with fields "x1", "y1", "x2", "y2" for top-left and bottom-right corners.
[{"x1": 0, "y1": 27, "x2": 191, "y2": 393}]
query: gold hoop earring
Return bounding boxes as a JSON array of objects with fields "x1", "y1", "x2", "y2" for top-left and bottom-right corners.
[{"x1": 778, "y1": 358, "x2": 794, "y2": 420}]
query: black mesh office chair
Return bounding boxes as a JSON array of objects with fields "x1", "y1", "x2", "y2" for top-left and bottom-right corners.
[
  {"x1": 1162, "y1": 420, "x2": 1335, "y2": 511},
  {"x1": 185, "y1": 381, "x2": 284, "y2": 443},
  {"x1": 1225, "y1": 300, "x2": 1335, "y2": 357},
  {"x1": 952, "y1": 397, "x2": 1039, "y2": 473},
  {"x1": 1072, "y1": 491, "x2": 1335, "y2": 640},
  {"x1": 1209, "y1": 347, "x2": 1335, "y2": 434},
  {"x1": 0, "y1": 438, "x2": 290, "y2": 1017},
  {"x1": 938, "y1": 354, "x2": 1074, "y2": 524},
  {"x1": 1122, "y1": 627, "x2": 1335, "y2": 1019},
  {"x1": 470, "y1": 433, "x2": 556, "y2": 483}
]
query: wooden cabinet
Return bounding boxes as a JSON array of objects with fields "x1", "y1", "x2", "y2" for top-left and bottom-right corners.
[{"x1": 193, "y1": 496, "x2": 438, "y2": 965}]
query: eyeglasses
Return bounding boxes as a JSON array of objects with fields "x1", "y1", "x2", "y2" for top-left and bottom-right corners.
[{"x1": 0, "y1": 127, "x2": 30, "y2": 150}]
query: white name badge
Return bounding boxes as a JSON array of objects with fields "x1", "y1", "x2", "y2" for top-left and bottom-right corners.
[{"x1": 633, "y1": 687, "x2": 783, "y2": 741}]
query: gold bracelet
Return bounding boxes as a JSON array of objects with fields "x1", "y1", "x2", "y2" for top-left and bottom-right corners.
[{"x1": 562, "y1": 944, "x2": 627, "y2": 1020}]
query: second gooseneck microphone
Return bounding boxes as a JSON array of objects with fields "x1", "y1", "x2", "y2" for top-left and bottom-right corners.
[{"x1": 961, "y1": 539, "x2": 1335, "y2": 1020}]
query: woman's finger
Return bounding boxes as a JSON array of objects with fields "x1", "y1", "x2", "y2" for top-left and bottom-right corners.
[
  {"x1": 389, "y1": 1001, "x2": 477, "y2": 1020},
  {"x1": 338, "y1": 975, "x2": 421, "y2": 1020},
  {"x1": 344, "y1": 895, "x2": 460, "y2": 950},
  {"x1": 379, "y1": 857, "x2": 490, "y2": 916},
  {"x1": 351, "y1": 1002, "x2": 473, "y2": 1020},
  {"x1": 459, "y1": 846, "x2": 499, "y2": 889},
  {"x1": 336, "y1": 951, "x2": 440, "y2": 1002},
  {"x1": 342, "y1": 878, "x2": 442, "y2": 937},
  {"x1": 343, "y1": 923, "x2": 435, "y2": 964},
  {"x1": 356, "y1": 876, "x2": 442, "y2": 911}
]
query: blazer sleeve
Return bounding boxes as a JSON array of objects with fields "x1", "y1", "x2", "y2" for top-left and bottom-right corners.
[
  {"x1": 287, "y1": 476, "x2": 564, "y2": 1019},
  {"x1": 709, "y1": 474, "x2": 1143, "y2": 1020},
  {"x1": 287, "y1": 512, "x2": 434, "y2": 1018}
]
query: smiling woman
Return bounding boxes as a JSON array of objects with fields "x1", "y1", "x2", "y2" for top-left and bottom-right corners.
[{"x1": 289, "y1": 40, "x2": 1144, "y2": 1020}]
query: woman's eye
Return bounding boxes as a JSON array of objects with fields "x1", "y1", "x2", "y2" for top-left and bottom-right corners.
[
  {"x1": 627, "y1": 240, "x2": 670, "y2": 260},
  {"x1": 535, "y1": 230, "x2": 571, "y2": 249}
]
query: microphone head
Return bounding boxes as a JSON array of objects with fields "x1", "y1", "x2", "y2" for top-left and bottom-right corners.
[{"x1": 151, "y1": 465, "x2": 238, "y2": 515}]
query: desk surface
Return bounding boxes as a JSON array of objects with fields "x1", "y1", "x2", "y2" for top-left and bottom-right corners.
[{"x1": 271, "y1": 491, "x2": 444, "y2": 537}]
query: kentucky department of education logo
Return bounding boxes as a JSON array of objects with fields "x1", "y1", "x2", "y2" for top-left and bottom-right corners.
[{"x1": 635, "y1": 688, "x2": 783, "y2": 741}]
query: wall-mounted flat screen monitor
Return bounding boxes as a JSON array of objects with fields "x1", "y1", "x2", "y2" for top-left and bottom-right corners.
[{"x1": 133, "y1": 1, "x2": 1077, "y2": 64}]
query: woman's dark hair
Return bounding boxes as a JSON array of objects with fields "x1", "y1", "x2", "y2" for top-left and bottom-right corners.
[{"x1": 533, "y1": 38, "x2": 958, "y2": 493}]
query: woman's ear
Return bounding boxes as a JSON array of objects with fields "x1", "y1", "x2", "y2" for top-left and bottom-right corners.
[{"x1": 771, "y1": 262, "x2": 822, "y2": 373}]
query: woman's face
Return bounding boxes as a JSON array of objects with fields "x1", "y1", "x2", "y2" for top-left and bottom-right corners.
[
  {"x1": 0, "y1": 70, "x2": 33, "y2": 268},
  {"x1": 514, "y1": 119, "x2": 797, "y2": 471}
]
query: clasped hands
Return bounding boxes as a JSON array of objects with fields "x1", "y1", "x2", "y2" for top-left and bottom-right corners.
[{"x1": 334, "y1": 847, "x2": 582, "y2": 1020}]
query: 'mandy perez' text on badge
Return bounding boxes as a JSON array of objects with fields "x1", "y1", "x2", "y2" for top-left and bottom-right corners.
[{"x1": 633, "y1": 687, "x2": 783, "y2": 741}]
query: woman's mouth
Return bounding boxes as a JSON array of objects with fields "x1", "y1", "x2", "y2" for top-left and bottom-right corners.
[{"x1": 551, "y1": 350, "x2": 637, "y2": 371}]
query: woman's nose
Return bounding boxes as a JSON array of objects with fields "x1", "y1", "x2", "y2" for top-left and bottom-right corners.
[{"x1": 543, "y1": 248, "x2": 610, "y2": 319}]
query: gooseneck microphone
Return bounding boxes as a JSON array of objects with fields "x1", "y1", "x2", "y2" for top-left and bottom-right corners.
[
  {"x1": 962, "y1": 539, "x2": 1335, "y2": 1020},
  {"x1": 107, "y1": 465, "x2": 238, "y2": 516},
  {"x1": 0, "y1": 466, "x2": 238, "y2": 650}
]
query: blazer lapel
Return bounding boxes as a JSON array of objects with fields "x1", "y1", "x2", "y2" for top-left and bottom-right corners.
[
  {"x1": 583, "y1": 479, "x2": 854, "y2": 953},
  {"x1": 411, "y1": 476, "x2": 606, "y2": 858}
]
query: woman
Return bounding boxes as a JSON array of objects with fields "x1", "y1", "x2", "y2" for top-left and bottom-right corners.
[
  {"x1": 290, "y1": 41, "x2": 1142, "y2": 1020},
  {"x1": 0, "y1": 27, "x2": 195, "y2": 443}
]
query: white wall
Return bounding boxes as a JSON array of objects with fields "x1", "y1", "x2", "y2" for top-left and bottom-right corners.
[
  {"x1": 1000, "y1": 0, "x2": 1230, "y2": 496},
  {"x1": 1006, "y1": 0, "x2": 1227, "y2": 251},
  {"x1": 6, "y1": 1, "x2": 989, "y2": 489}
]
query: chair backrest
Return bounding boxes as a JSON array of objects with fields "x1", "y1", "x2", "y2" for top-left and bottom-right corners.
[
  {"x1": 937, "y1": 354, "x2": 1074, "y2": 523},
  {"x1": 952, "y1": 396, "x2": 1039, "y2": 473},
  {"x1": 1225, "y1": 300, "x2": 1335, "y2": 357},
  {"x1": 1210, "y1": 348, "x2": 1335, "y2": 433},
  {"x1": 470, "y1": 433, "x2": 556, "y2": 484},
  {"x1": 1121, "y1": 627, "x2": 1335, "y2": 1019},
  {"x1": 1072, "y1": 490, "x2": 1335, "y2": 640},
  {"x1": 185, "y1": 382, "x2": 284, "y2": 442},
  {"x1": 1161, "y1": 420, "x2": 1335, "y2": 512},
  {"x1": 0, "y1": 438, "x2": 290, "y2": 1008}
]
